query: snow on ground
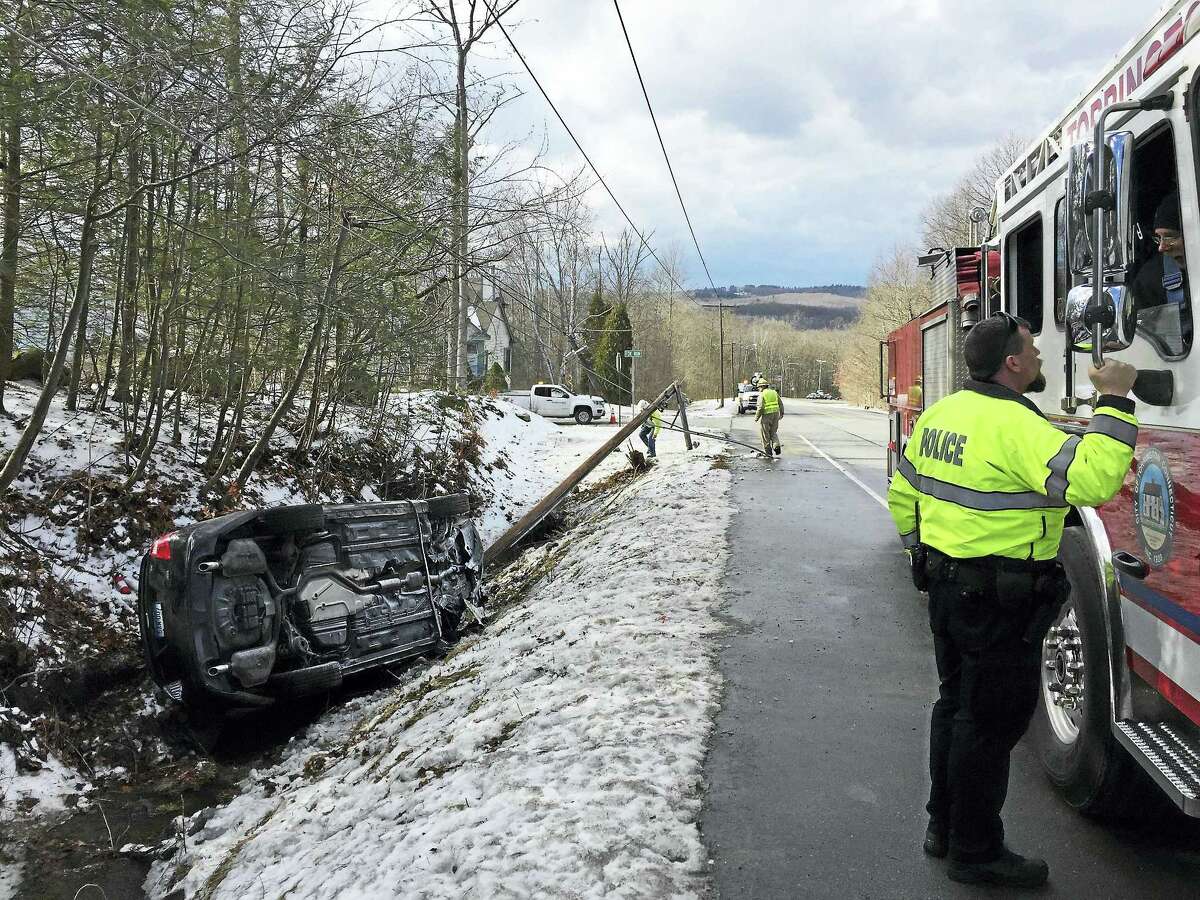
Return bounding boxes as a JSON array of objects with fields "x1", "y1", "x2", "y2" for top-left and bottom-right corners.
[
  {"x1": 145, "y1": 430, "x2": 733, "y2": 899},
  {"x1": 471, "y1": 400, "x2": 619, "y2": 545},
  {"x1": 0, "y1": 737, "x2": 87, "y2": 824}
]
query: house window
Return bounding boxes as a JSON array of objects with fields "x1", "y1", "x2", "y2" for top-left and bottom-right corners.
[{"x1": 1005, "y1": 214, "x2": 1044, "y2": 334}]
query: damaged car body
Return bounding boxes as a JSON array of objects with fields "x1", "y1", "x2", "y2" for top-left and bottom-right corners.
[{"x1": 136, "y1": 495, "x2": 485, "y2": 711}]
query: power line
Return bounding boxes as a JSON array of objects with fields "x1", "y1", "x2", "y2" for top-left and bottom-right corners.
[
  {"x1": 610, "y1": 0, "x2": 731, "y2": 405},
  {"x1": 480, "y1": 0, "x2": 702, "y2": 308},
  {"x1": 611, "y1": 0, "x2": 718, "y2": 295}
]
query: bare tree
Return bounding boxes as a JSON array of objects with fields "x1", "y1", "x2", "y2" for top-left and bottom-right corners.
[
  {"x1": 920, "y1": 133, "x2": 1025, "y2": 250},
  {"x1": 421, "y1": 0, "x2": 522, "y2": 388}
]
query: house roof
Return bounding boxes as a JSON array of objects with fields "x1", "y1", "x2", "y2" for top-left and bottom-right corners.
[{"x1": 476, "y1": 300, "x2": 510, "y2": 337}]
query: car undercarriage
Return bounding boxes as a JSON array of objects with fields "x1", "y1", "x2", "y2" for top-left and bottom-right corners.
[{"x1": 137, "y1": 495, "x2": 484, "y2": 712}]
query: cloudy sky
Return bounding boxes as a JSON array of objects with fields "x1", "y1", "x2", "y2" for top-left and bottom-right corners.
[{"x1": 376, "y1": 1, "x2": 1166, "y2": 288}]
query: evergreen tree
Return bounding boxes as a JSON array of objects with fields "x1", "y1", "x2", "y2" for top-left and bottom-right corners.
[
  {"x1": 483, "y1": 361, "x2": 508, "y2": 393},
  {"x1": 580, "y1": 287, "x2": 610, "y2": 393},
  {"x1": 593, "y1": 302, "x2": 632, "y2": 403}
]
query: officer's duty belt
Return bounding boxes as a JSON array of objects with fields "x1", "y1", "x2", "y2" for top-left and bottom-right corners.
[{"x1": 925, "y1": 546, "x2": 1057, "y2": 575}]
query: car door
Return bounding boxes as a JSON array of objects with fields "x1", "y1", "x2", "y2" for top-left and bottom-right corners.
[
  {"x1": 531, "y1": 385, "x2": 554, "y2": 416},
  {"x1": 546, "y1": 387, "x2": 571, "y2": 417}
]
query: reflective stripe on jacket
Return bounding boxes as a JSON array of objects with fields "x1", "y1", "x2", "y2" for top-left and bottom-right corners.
[
  {"x1": 759, "y1": 388, "x2": 782, "y2": 415},
  {"x1": 887, "y1": 379, "x2": 1137, "y2": 560}
]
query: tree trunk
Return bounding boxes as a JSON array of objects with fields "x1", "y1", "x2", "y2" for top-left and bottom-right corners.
[
  {"x1": 234, "y1": 211, "x2": 350, "y2": 491},
  {"x1": 112, "y1": 137, "x2": 143, "y2": 403},
  {"x1": 454, "y1": 51, "x2": 470, "y2": 388},
  {"x1": 0, "y1": 20, "x2": 21, "y2": 413},
  {"x1": 0, "y1": 200, "x2": 97, "y2": 493}
]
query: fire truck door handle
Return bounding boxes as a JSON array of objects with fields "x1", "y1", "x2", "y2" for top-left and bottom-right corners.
[{"x1": 1112, "y1": 550, "x2": 1149, "y2": 580}]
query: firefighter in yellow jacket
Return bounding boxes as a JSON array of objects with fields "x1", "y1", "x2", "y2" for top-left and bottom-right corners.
[{"x1": 888, "y1": 311, "x2": 1137, "y2": 889}]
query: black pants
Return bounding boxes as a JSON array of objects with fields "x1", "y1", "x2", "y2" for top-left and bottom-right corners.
[{"x1": 926, "y1": 563, "x2": 1041, "y2": 862}]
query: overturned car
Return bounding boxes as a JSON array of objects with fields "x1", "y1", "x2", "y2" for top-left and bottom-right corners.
[{"x1": 136, "y1": 495, "x2": 484, "y2": 712}]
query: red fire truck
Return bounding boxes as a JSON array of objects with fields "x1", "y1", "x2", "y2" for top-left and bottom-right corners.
[{"x1": 886, "y1": 0, "x2": 1200, "y2": 819}]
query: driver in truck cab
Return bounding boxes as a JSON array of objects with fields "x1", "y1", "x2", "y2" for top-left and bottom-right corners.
[
  {"x1": 887, "y1": 311, "x2": 1138, "y2": 889},
  {"x1": 1130, "y1": 190, "x2": 1193, "y2": 352}
]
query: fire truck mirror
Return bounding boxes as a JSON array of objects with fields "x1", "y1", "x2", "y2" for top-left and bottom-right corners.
[
  {"x1": 1065, "y1": 283, "x2": 1136, "y2": 355},
  {"x1": 1066, "y1": 132, "x2": 1135, "y2": 277}
]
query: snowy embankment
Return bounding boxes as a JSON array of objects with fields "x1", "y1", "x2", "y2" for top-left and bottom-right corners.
[
  {"x1": 0, "y1": 380, "x2": 611, "y2": 824},
  {"x1": 146, "y1": 433, "x2": 733, "y2": 899}
]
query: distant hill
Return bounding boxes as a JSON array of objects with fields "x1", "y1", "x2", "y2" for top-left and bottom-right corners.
[
  {"x1": 690, "y1": 285, "x2": 865, "y2": 330},
  {"x1": 692, "y1": 283, "x2": 865, "y2": 301},
  {"x1": 723, "y1": 291, "x2": 862, "y2": 309}
]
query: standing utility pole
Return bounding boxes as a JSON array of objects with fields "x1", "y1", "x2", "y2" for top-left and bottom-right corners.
[
  {"x1": 717, "y1": 301, "x2": 725, "y2": 407},
  {"x1": 702, "y1": 303, "x2": 727, "y2": 405},
  {"x1": 816, "y1": 358, "x2": 828, "y2": 394}
]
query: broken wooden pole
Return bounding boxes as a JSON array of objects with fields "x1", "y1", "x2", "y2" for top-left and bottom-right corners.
[
  {"x1": 484, "y1": 381, "x2": 687, "y2": 568},
  {"x1": 674, "y1": 385, "x2": 695, "y2": 450}
]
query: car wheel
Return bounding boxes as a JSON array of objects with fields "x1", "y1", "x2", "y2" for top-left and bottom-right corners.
[
  {"x1": 259, "y1": 503, "x2": 325, "y2": 533},
  {"x1": 574, "y1": 407, "x2": 593, "y2": 425},
  {"x1": 1030, "y1": 527, "x2": 1140, "y2": 818},
  {"x1": 427, "y1": 493, "x2": 471, "y2": 519}
]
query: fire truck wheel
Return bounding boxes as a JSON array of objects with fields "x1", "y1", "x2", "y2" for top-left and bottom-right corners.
[{"x1": 1031, "y1": 527, "x2": 1138, "y2": 819}]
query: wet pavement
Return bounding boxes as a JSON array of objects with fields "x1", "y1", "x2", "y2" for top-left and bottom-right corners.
[{"x1": 701, "y1": 400, "x2": 1200, "y2": 899}]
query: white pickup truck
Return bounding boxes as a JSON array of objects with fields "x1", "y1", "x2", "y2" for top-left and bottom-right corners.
[{"x1": 502, "y1": 384, "x2": 608, "y2": 424}]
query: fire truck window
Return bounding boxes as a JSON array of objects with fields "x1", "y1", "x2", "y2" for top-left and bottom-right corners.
[
  {"x1": 1005, "y1": 215, "x2": 1044, "y2": 334},
  {"x1": 1128, "y1": 125, "x2": 1192, "y2": 359},
  {"x1": 1054, "y1": 199, "x2": 1069, "y2": 326}
]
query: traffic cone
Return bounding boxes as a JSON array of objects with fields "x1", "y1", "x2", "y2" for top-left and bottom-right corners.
[{"x1": 609, "y1": 411, "x2": 616, "y2": 424}]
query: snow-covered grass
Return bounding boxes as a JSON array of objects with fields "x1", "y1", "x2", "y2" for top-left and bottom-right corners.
[{"x1": 145, "y1": 435, "x2": 733, "y2": 899}]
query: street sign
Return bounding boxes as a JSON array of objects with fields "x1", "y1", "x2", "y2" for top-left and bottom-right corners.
[{"x1": 624, "y1": 349, "x2": 642, "y2": 358}]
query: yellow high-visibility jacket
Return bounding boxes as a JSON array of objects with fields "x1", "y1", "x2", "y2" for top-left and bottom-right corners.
[
  {"x1": 887, "y1": 380, "x2": 1137, "y2": 560},
  {"x1": 758, "y1": 388, "x2": 782, "y2": 415}
]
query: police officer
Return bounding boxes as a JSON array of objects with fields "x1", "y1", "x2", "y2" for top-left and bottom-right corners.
[
  {"x1": 887, "y1": 311, "x2": 1138, "y2": 888},
  {"x1": 755, "y1": 381, "x2": 784, "y2": 456}
]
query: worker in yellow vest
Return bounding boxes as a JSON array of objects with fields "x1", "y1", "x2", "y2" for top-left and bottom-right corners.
[
  {"x1": 635, "y1": 399, "x2": 663, "y2": 458},
  {"x1": 755, "y1": 382, "x2": 784, "y2": 456}
]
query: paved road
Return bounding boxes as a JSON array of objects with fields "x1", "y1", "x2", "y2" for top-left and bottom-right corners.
[{"x1": 700, "y1": 400, "x2": 1200, "y2": 899}]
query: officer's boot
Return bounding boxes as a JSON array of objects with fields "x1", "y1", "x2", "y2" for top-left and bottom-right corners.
[{"x1": 947, "y1": 847, "x2": 1049, "y2": 888}]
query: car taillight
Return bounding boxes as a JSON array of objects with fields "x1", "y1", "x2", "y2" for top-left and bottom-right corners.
[{"x1": 151, "y1": 533, "x2": 176, "y2": 560}]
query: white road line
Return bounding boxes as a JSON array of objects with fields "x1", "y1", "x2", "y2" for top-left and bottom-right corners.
[{"x1": 797, "y1": 433, "x2": 889, "y2": 511}]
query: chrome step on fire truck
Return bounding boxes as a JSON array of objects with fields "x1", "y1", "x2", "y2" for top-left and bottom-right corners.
[{"x1": 886, "y1": 0, "x2": 1200, "y2": 819}]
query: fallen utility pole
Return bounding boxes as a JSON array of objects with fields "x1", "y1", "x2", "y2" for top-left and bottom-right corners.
[{"x1": 484, "y1": 382, "x2": 692, "y2": 568}]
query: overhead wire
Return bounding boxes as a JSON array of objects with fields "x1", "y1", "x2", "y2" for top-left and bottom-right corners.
[
  {"x1": 610, "y1": 0, "x2": 720, "y2": 296},
  {"x1": 480, "y1": 0, "x2": 703, "y2": 308}
]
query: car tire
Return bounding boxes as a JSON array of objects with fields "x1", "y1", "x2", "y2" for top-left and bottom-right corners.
[
  {"x1": 574, "y1": 407, "x2": 593, "y2": 425},
  {"x1": 1030, "y1": 527, "x2": 1140, "y2": 819},
  {"x1": 259, "y1": 503, "x2": 325, "y2": 533},
  {"x1": 426, "y1": 493, "x2": 471, "y2": 520}
]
